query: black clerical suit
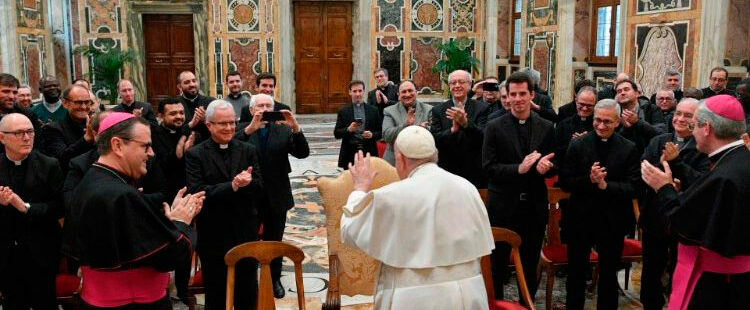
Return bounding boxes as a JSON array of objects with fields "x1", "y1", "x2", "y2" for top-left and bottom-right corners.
[
  {"x1": 110, "y1": 101, "x2": 158, "y2": 125},
  {"x1": 42, "y1": 114, "x2": 94, "y2": 173},
  {"x1": 0, "y1": 151, "x2": 63, "y2": 310},
  {"x1": 430, "y1": 98, "x2": 489, "y2": 188},
  {"x1": 554, "y1": 115, "x2": 594, "y2": 243},
  {"x1": 178, "y1": 94, "x2": 215, "y2": 143},
  {"x1": 0, "y1": 104, "x2": 45, "y2": 150},
  {"x1": 639, "y1": 134, "x2": 709, "y2": 310},
  {"x1": 560, "y1": 132, "x2": 640, "y2": 310},
  {"x1": 238, "y1": 101, "x2": 292, "y2": 123},
  {"x1": 557, "y1": 101, "x2": 577, "y2": 122},
  {"x1": 650, "y1": 143, "x2": 750, "y2": 309},
  {"x1": 618, "y1": 102, "x2": 665, "y2": 156},
  {"x1": 701, "y1": 87, "x2": 736, "y2": 99},
  {"x1": 235, "y1": 123, "x2": 309, "y2": 284},
  {"x1": 482, "y1": 112, "x2": 555, "y2": 299},
  {"x1": 649, "y1": 90, "x2": 683, "y2": 107},
  {"x1": 533, "y1": 92, "x2": 559, "y2": 123},
  {"x1": 366, "y1": 83, "x2": 399, "y2": 119},
  {"x1": 185, "y1": 138, "x2": 263, "y2": 310},
  {"x1": 334, "y1": 102, "x2": 381, "y2": 169}
]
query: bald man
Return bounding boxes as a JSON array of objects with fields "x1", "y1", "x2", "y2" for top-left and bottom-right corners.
[{"x1": 0, "y1": 113, "x2": 64, "y2": 310}]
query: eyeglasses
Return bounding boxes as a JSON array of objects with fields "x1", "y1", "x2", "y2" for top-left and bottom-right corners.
[
  {"x1": 66, "y1": 99, "x2": 92, "y2": 106},
  {"x1": 1, "y1": 129, "x2": 34, "y2": 138},
  {"x1": 710, "y1": 77, "x2": 727, "y2": 82},
  {"x1": 656, "y1": 97, "x2": 674, "y2": 101},
  {"x1": 687, "y1": 120, "x2": 707, "y2": 131},
  {"x1": 577, "y1": 103, "x2": 595, "y2": 109},
  {"x1": 673, "y1": 111, "x2": 694, "y2": 119},
  {"x1": 208, "y1": 121, "x2": 237, "y2": 128},
  {"x1": 121, "y1": 137, "x2": 152, "y2": 152},
  {"x1": 593, "y1": 117, "x2": 616, "y2": 127}
]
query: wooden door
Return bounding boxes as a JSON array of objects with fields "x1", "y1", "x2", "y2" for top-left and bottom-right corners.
[
  {"x1": 143, "y1": 14, "x2": 195, "y2": 108},
  {"x1": 294, "y1": 2, "x2": 352, "y2": 114}
]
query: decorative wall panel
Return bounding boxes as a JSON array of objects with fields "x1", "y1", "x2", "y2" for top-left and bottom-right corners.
[
  {"x1": 377, "y1": 36, "x2": 404, "y2": 83},
  {"x1": 85, "y1": 0, "x2": 121, "y2": 34},
  {"x1": 497, "y1": 0, "x2": 511, "y2": 59},
  {"x1": 636, "y1": 0, "x2": 691, "y2": 15},
  {"x1": 573, "y1": 1, "x2": 589, "y2": 62},
  {"x1": 593, "y1": 70, "x2": 616, "y2": 92},
  {"x1": 410, "y1": 37, "x2": 443, "y2": 94},
  {"x1": 53, "y1": 39, "x2": 70, "y2": 87},
  {"x1": 227, "y1": 0, "x2": 260, "y2": 33},
  {"x1": 634, "y1": 22, "x2": 688, "y2": 97},
  {"x1": 215, "y1": 38, "x2": 223, "y2": 96},
  {"x1": 17, "y1": 0, "x2": 44, "y2": 29},
  {"x1": 19, "y1": 34, "x2": 46, "y2": 99},
  {"x1": 378, "y1": 0, "x2": 404, "y2": 32},
  {"x1": 527, "y1": 0, "x2": 558, "y2": 28},
  {"x1": 228, "y1": 38, "x2": 260, "y2": 93},
  {"x1": 451, "y1": 0, "x2": 476, "y2": 32},
  {"x1": 411, "y1": 0, "x2": 443, "y2": 31},
  {"x1": 725, "y1": 0, "x2": 749, "y2": 67},
  {"x1": 526, "y1": 32, "x2": 556, "y2": 94}
]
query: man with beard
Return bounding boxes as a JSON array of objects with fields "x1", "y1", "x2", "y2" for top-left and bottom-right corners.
[
  {"x1": 239, "y1": 73, "x2": 292, "y2": 122},
  {"x1": 0, "y1": 74, "x2": 44, "y2": 149},
  {"x1": 482, "y1": 71, "x2": 556, "y2": 301},
  {"x1": 639, "y1": 98, "x2": 709, "y2": 310},
  {"x1": 430, "y1": 69, "x2": 489, "y2": 188},
  {"x1": 382, "y1": 80, "x2": 431, "y2": 164},
  {"x1": 334, "y1": 80, "x2": 381, "y2": 169},
  {"x1": 185, "y1": 100, "x2": 263, "y2": 309},
  {"x1": 615, "y1": 79, "x2": 664, "y2": 154},
  {"x1": 176, "y1": 71, "x2": 215, "y2": 143},
  {"x1": 649, "y1": 70, "x2": 684, "y2": 105},
  {"x1": 561, "y1": 99, "x2": 640, "y2": 310},
  {"x1": 16, "y1": 85, "x2": 33, "y2": 110},
  {"x1": 42, "y1": 85, "x2": 95, "y2": 173},
  {"x1": 236, "y1": 94, "x2": 309, "y2": 298},
  {"x1": 224, "y1": 71, "x2": 251, "y2": 120},
  {"x1": 367, "y1": 68, "x2": 399, "y2": 120},
  {"x1": 30, "y1": 76, "x2": 67, "y2": 123},
  {"x1": 111, "y1": 79, "x2": 158, "y2": 125},
  {"x1": 555, "y1": 86, "x2": 596, "y2": 173},
  {"x1": 701, "y1": 67, "x2": 736, "y2": 99},
  {"x1": 0, "y1": 113, "x2": 63, "y2": 310},
  {"x1": 641, "y1": 95, "x2": 750, "y2": 309}
]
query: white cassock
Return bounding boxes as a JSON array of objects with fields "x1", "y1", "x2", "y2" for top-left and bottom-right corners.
[{"x1": 341, "y1": 162, "x2": 495, "y2": 310}]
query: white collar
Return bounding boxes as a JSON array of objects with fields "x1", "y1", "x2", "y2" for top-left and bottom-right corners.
[
  {"x1": 6, "y1": 153, "x2": 27, "y2": 166},
  {"x1": 219, "y1": 144, "x2": 229, "y2": 149},
  {"x1": 708, "y1": 140, "x2": 744, "y2": 157}
]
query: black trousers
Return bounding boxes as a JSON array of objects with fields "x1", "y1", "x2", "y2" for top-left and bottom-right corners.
[
  {"x1": 260, "y1": 209, "x2": 288, "y2": 282},
  {"x1": 489, "y1": 193, "x2": 547, "y2": 300},
  {"x1": 686, "y1": 271, "x2": 750, "y2": 310},
  {"x1": 566, "y1": 223, "x2": 624, "y2": 310},
  {"x1": 174, "y1": 251, "x2": 192, "y2": 301},
  {"x1": 640, "y1": 229, "x2": 677, "y2": 310},
  {"x1": 0, "y1": 246, "x2": 57, "y2": 310},
  {"x1": 198, "y1": 248, "x2": 258, "y2": 310}
]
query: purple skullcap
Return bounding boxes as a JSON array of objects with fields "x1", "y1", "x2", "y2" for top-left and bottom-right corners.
[
  {"x1": 704, "y1": 95, "x2": 745, "y2": 122},
  {"x1": 98, "y1": 112, "x2": 135, "y2": 133}
]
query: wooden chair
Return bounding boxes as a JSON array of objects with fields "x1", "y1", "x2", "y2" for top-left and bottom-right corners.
[
  {"x1": 537, "y1": 187, "x2": 599, "y2": 310},
  {"x1": 317, "y1": 157, "x2": 401, "y2": 309},
  {"x1": 621, "y1": 199, "x2": 643, "y2": 290},
  {"x1": 479, "y1": 188, "x2": 489, "y2": 205},
  {"x1": 56, "y1": 256, "x2": 82, "y2": 310},
  {"x1": 224, "y1": 241, "x2": 306, "y2": 310},
  {"x1": 482, "y1": 227, "x2": 536, "y2": 310},
  {"x1": 185, "y1": 250, "x2": 204, "y2": 310}
]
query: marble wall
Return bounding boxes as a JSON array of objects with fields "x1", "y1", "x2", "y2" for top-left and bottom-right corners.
[
  {"x1": 725, "y1": 0, "x2": 749, "y2": 69},
  {"x1": 573, "y1": 0, "x2": 589, "y2": 62},
  {"x1": 497, "y1": 0, "x2": 511, "y2": 59},
  {"x1": 14, "y1": 0, "x2": 52, "y2": 100}
]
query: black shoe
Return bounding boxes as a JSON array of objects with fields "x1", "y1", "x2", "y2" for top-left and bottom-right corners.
[{"x1": 273, "y1": 280, "x2": 285, "y2": 298}]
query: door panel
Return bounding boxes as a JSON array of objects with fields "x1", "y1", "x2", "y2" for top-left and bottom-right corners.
[
  {"x1": 294, "y1": 2, "x2": 352, "y2": 114},
  {"x1": 144, "y1": 14, "x2": 195, "y2": 109}
]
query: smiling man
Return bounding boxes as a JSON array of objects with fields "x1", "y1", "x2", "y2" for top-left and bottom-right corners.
[
  {"x1": 30, "y1": 76, "x2": 67, "y2": 124},
  {"x1": 176, "y1": 71, "x2": 215, "y2": 143},
  {"x1": 367, "y1": 68, "x2": 398, "y2": 120},
  {"x1": 382, "y1": 80, "x2": 431, "y2": 164},
  {"x1": 701, "y1": 67, "x2": 736, "y2": 99},
  {"x1": 334, "y1": 80, "x2": 381, "y2": 169},
  {"x1": 111, "y1": 79, "x2": 158, "y2": 125},
  {"x1": 42, "y1": 85, "x2": 95, "y2": 173}
]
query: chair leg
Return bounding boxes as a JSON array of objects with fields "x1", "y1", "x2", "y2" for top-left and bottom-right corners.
[
  {"x1": 546, "y1": 266, "x2": 556, "y2": 310},
  {"x1": 624, "y1": 265, "x2": 631, "y2": 290},
  {"x1": 590, "y1": 264, "x2": 599, "y2": 293}
]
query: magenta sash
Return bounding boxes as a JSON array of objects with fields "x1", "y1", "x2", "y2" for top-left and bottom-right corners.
[
  {"x1": 81, "y1": 266, "x2": 169, "y2": 308},
  {"x1": 668, "y1": 244, "x2": 750, "y2": 310}
]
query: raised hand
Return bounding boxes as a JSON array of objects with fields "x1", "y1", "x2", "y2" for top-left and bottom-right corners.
[
  {"x1": 536, "y1": 153, "x2": 555, "y2": 174},
  {"x1": 231, "y1": 167, "x2": 253, "y2": 192},
  {"x1": 519, "y1": 151, "x2": 542, "y2": 174},
  {"x1": 348, "y1": 151, "x2": 378, "y2": 192}
]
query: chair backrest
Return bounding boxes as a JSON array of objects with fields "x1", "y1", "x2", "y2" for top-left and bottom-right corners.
[
  {"x1": 224, "y1": 241, "x2": 306, "y2": 310},
  {"x1": 317, "y1": 157, "x2": 400, "y2": 296},
  {"x1": 481, "y1": 227, "x2": 536, "y2": 310},
  {"x1": 546, "y1": 187, "x2": 570, "y2": 246},
  {"x1": 479, "y1": 188, "x2": 489, "y2": 205}
]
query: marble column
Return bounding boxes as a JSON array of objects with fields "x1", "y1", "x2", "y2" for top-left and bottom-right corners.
[
  {"x1": 48, "y1": 0, "x2": 71, "y2": 84},
  {"x1": 617, "y1": 0, "x2": 629, "y2": 73},
  {"x1": 555, "y1": 0, "x2": 575, "y2": 108},
  {"x1": 354, "y1": 0, "x2": 371, "y2": 86},
  {"x1": 0, "y1": 0, "x2": 20, "y2": 75},
  {"x1": 484, "y1": 0, "x2": 499, "y2": 75},
  {"x1": 697, "y1": 0, "x2": 729, "y2": 87},
  {"x1": 278, "y1": 0, "x2": 294, "y2": 110}
]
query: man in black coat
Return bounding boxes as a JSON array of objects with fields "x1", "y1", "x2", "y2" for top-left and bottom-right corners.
[
  {"x1": 561, "y1": 99, "x2": 641, "y2": 310},
  {"x1": 366, "y1": 68, "x2": 398, "y2": 120},
  {"x1": 557, "y1": 79, "x2": 596, "y2": 121},
  {"x1": 177, "y1": 71, "x2": 215, "y2": 143},
  {"x1": 0, "y1": 113, "x2": 63, "y2": 310},
  {"x1": 482, "y1": 71, "x2": 556, "y2": 300},
  {"x1": 639, "y1": 98, "x2": 709, "y2": 310},
  {"x1": 701, "y1": 67, "x2": 736, "y2": 99},
  {"x1": 615, "y1": 79, "x2": 665, "y2": 155},
  {"x1": 430, "y1": 70, "x2": 489, "y2": 188},
  {"x1": 555, "y1": 86, "x2": 596, "y2": 172},
  {"x1": 42, "y1": 85, "x2": 95, "y2": 173},
  {"x1": 238, "y1": 72, "x2": 292, "y2": 122},
  {"x1": 185, "y1": 99, "x2": 263, "y2": 310},
  {"x1": 235, "y1": 93, "x2": 309, "y2": 298},
  {"x1": 110, "y1": 79, "x2": 158, "y2": 125},
  {"x1": 649, "y1": 70, "x2": 684, "y2": 106},
  {"x1": 334, "y1": 80, "x2": 381, "y2": 169}
]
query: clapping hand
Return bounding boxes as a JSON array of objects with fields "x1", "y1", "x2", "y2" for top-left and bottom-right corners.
[
  {"x1": 518, "y1": 151, "x2": 542, "y2": 174},
  {"x1": 641, "y1": 160, "x2": 677, "y2": 191},
  {"x1": 660, "y1": 142, "x2": 680, "y2": 162},
  {"x1": 536, "y1": 153, "x2": 555, "y2": 174},
  {"x1": 348, "y1": 151, "x2": 378, "y2": 192},
  {"x1": 164, "y1": 187, "x2": 205, "y2": 224},
  {"x1": 189, "y1": 107, "x2": 206, "y2": 128},
  {"x1": 590, "y1": 162, "x2": 608, "y2": 190},
  {"x1": 231, "y1": 167, "x2": 253, "y2": 192}
]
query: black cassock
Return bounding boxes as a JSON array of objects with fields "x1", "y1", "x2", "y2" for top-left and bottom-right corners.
[
  {"x1": 0, "y1": 151, "x2": 63, "y2": 310},
  {"x1": 62, "y1": 163, "x2": 192, "y2": 309},
  {"x1": 651, "y1": 142, "x2": 750, "y2": 309},
  {"x1": 185, "y1": 138, "x2": 263, "y2": 310}
]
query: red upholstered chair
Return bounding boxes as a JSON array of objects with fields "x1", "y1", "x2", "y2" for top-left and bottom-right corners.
[
  {"x1": 186, "y1": 251, "x2": 204, "y2": 310},
  {"x1": 376, "y1": 140, "x2": 387, "y2": 158},
  {"x1": 537, "y1": 188, "x2": 599, "y2": 310},
  {"x1": 481, "y1": 227, "x2": 536, "y2": 310},
  {"x1": 621, "y1": 199, "x2": 644, "y2": 290}
]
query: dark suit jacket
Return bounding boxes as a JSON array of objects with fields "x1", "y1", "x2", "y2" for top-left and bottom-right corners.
[
  {"x1": 239, "y1": 101, "x2": 292, "y2": 123},
  {"x1": 366, "y1": 83, "x2": 399, "y2": 119},
  {"x1": 110, "y1": 101, "x2": 158, "y2": 125},
  {"x1": 701, "y1": 87, "x2": 736, "y2": 99},
  {"x1": 178, "y1": 94, "x2": 215, "y2": 144},
  {"x1": 185, "y1": 138, "x2": 263, "y2": 254},
  {"x1": 557, "y1": 101, "x2": 577, "y2": 121},
  {"x1": 560, "y1": 132, "x2": 640, "y2": 235},
  {"x1": 554, "y1": 115, "x2": 593, "y2": 172},
  {"x1": 235, "y1": 123, "x2": 309, "y2": 215},
  {"x1": 483, "y1": 113, "x2": 556, "y2": 226},
  {"x1": 430, "y1": 98, "x2": 489, "y2": 187},
  {"x1": 333, "y1": 103, "x2": 382, "y2": 169},
  {"x1": 42, "y1": 114, "x2": 94, "y2": 173},
  {"x1": 532, "y1": 92, "x2": 558, "y2": 123},
  {"x1": 0, "y1": 151, "x2": 63, "y2": 271},
  {"x1": 151, "y1": 124, "x2": 192, "y2": 199}
]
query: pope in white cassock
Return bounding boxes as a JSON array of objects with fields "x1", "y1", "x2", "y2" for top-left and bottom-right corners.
[{"x1": 341, "y1": 125, "x2": 495, "y2": 310}]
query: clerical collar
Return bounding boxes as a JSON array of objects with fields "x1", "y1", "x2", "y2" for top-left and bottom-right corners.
[
  {"x1": 579, "y1": 116, "x2": 588, "y2": 122},
  {"x1": 161, "y1": 125, "x2": 177, "y2": 134},
  {"x1": 708, "y1": 140, "x2": 744, "y2": 158},
  {"x1": 182, "y1": 93, "x2": 199, "y2": 102},
  {"x1": 43, "y1": 100, "x2": 62, "y2": 113},
  {"x1": 228, "y1": 92, "x2": 242, "y2": 99},
  {"x1": 219, "y1": 144, "x2": 228, "y2": 149},
  {"x1": 511, "y1": 113, "x2": 530, "y2": 125},
  {"x1": 675, "y1": 136, "x2": 685, "y2": 143},
  {"x1": 5, "y1": 154, "x2": 27, "y2": 166}
]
